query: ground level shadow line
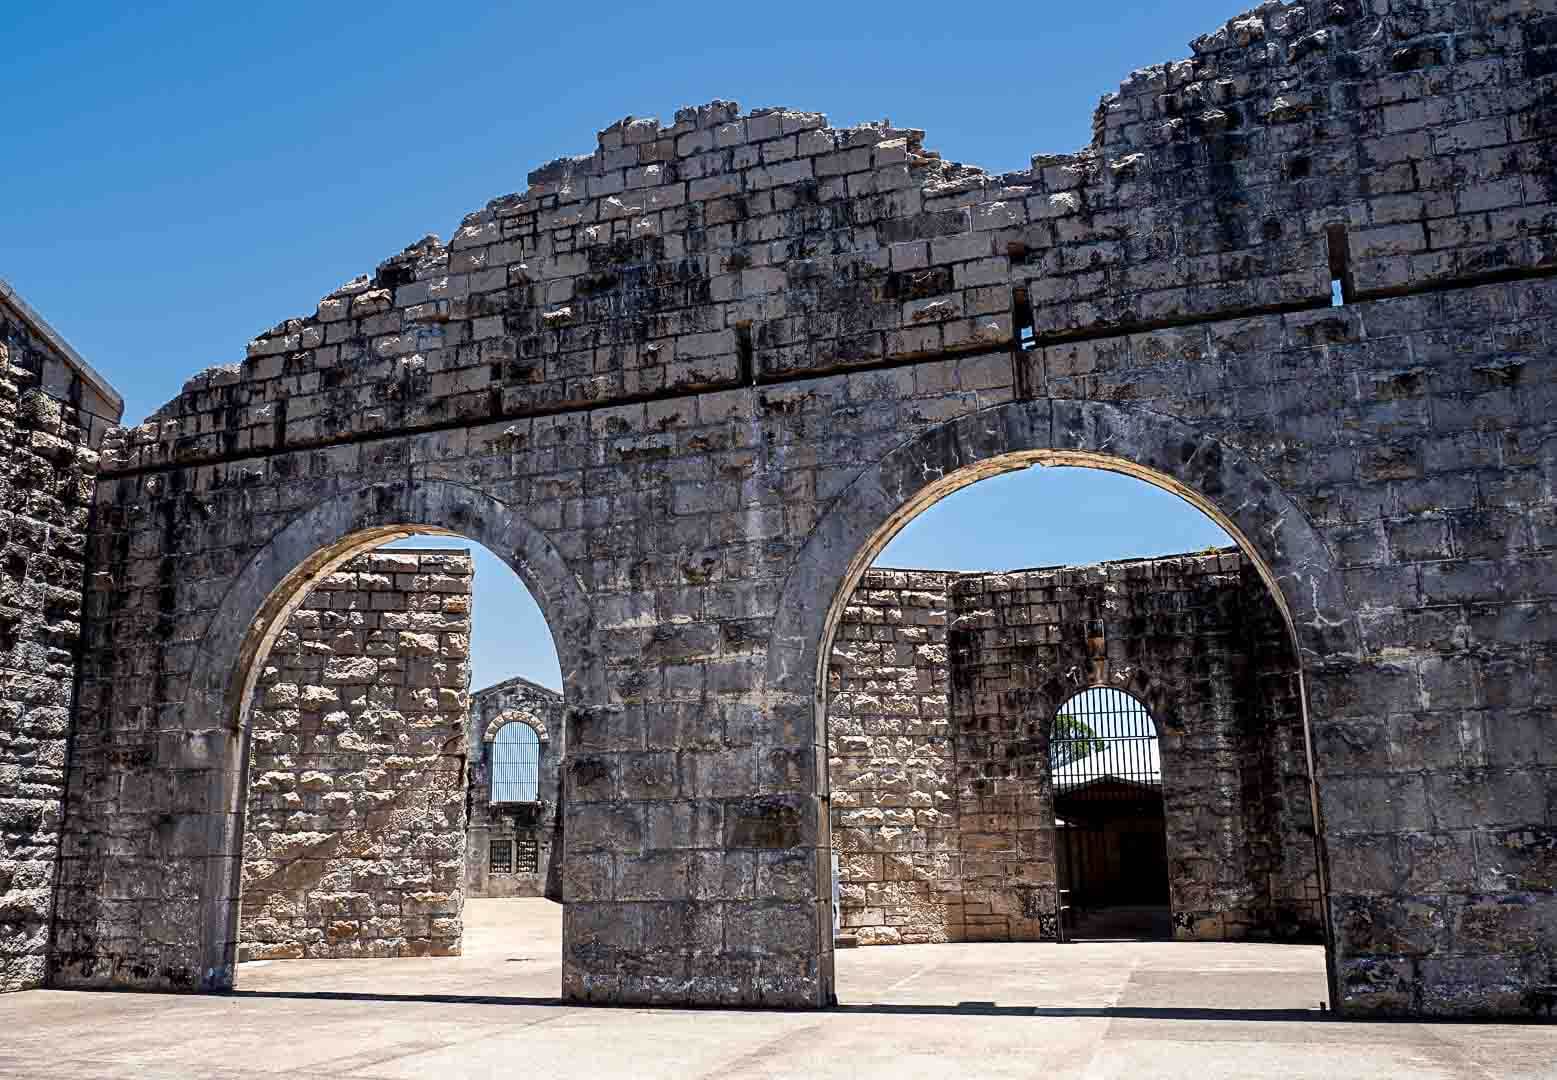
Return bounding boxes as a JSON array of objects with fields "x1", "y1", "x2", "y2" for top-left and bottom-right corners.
[
  {"x1": 220, "y1": 989, "x2": 1327, "y2": 1021},
  {"x1": 41, "y1": 987, "x2": 1557, "y2": 1023}
]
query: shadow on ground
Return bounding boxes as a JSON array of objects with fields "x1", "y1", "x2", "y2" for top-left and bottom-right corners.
[{"x1": 223, "y1": 986, "x2": 1328, "y2": 1021}]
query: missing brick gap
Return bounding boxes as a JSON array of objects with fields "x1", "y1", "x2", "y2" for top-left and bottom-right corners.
[
  {"x1": 1013, "y1": 287, "x2": 1036, "y2": 350},
  {"x1": 735, "y1": 322, "x2": 755, "y2": 386},
  {"x1": 1325, "y1": 224, "x2": 1353, "y2": 306}
]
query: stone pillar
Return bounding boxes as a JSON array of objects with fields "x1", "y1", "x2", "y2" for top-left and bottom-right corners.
[{"x1": 0, "y1": 295, "x2": 120, "y2": 992}]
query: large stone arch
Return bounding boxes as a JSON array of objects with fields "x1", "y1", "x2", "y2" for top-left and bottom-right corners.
[
  {"x1": 767, "y1": 397, "x2": 1362, "y2": 1004},
  {"x1": 180, "y1": 477, "x2": 591, "y2": 989},
  {"x1": 768, "y1": 399, "x2": 1360, "y2": 703}
]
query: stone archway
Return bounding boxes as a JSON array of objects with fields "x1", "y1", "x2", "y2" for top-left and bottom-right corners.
[
  {"x1": 767, "y1": 397, "x2": 1363, "y2": 1007},
  {"x1": 180, "y1": 478, "x2": 591, "y2": 989},
  {"x1": 483, "y1": 709, "x2": 551, "y2": 745}
]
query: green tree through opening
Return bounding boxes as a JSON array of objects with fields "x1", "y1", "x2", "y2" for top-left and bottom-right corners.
[{"x1": 1052, "y1": 713, "x2": 1106, "y2": 767}]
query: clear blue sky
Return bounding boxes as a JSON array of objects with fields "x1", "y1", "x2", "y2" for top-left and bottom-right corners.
[{"x1": 6, "y1": 0, "x2": 1250, "y2": 690}]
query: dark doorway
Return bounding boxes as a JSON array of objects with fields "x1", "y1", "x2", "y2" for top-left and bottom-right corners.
[{"x1": 1052, "y1": 687, "x2": 1171, "y2": 941}]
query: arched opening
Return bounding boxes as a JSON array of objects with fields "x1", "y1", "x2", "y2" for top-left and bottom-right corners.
[
  {"x1": 169, "y1": 479, "x2": 590, "y2": 993},
  {"x1": 777, "y1": 399, "x2": 1355, "y2": 1012},
  {"x1": 234, "y1": 530, "x2": 566, "y2": 982},
  {"x1": 471, "y1": 701, "x2": 559, "y2": 902},
  {"x1": 1052, "y1": 687, "x2": 1169, "y2": 940}
]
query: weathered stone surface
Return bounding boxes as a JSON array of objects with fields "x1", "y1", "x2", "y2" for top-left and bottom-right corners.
[
  {"x1": 828, "y1": 553, "x2": 1320, "y2": 947},
  {"x1": 828, "y1": 570, "x2": 960, "y2": 944},
  {"x1": 239, "y1": 549, "x2": 472, "y2": 961},
  {"x1": 31, "y1": 0, "x2": 1557, "y2": 1018},
  {"x1": 0, "y1": 289, "x2": 121, "y2": 993}
]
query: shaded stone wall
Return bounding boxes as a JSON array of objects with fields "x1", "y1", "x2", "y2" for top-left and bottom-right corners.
[
  {"x1": 827, "y1": 571, "x2": 957, "y2": 945},
  {"x1": 465, "y1": 675, "x2": 565, "y2": 899},
  {"x1": 239, "y1": 548, "x2": 472, "y2": 960},
  {"x1": 48, "y1": 0, "x2": 1557, "y2": 1016},
  {"x1": 827, "y1": 552, "x2": 1320, "y2": 946},
  {"x1": 949, "y1": 552, "x2": 1318, "y2": 941},
  {"x1": 1239, "y1": 562, "x2": 1320, "y2": 940},
  {"x1": 0, "y1": 295, "x2": 119, "y2": 992}
]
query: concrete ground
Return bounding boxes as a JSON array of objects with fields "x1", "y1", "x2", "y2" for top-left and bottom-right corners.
[{"x1": 2, "y1": 900, "x2": 1554, "y2": 1079}]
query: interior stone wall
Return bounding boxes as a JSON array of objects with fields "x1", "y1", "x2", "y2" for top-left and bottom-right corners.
[
  {"x1": 0, "y1": 296, "x2": 119, "y2": 993},
  {"x1": 951, "y1": 551, "x2": 1319, "y2": 941},
  {"x1": 827, "y1": 571, "x2": 957, "y2": 945},
  {"x1": 465, "y1": 675, "x2": 565, "y2": 900},
  {"x1": 826, "y1": 551, "x2": 1321, "y2": 946},
  {"x1": 239, "y1": 548, "x2": 472, "y2": 961},
  {"x1": 1238, "y1": 561, "x2": 1321, "y2": 940}
]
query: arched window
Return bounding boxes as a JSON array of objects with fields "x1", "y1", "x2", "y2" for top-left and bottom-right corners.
[
  {"x1": 491, "y1": 721, "x2": 541, "y2": 803},
  {"x1": 1050, "y1": 686, "x2": 1160, "y2": 789}
]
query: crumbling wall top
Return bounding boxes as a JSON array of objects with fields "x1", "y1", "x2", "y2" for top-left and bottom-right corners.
[{"x1": 104, "y1": 0, "x2": 1557, "y2": 494}]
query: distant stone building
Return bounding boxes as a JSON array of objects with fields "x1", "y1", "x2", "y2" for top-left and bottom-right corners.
[{"x1": 464, "y1": 676, "x2": 565, "y2": 899}]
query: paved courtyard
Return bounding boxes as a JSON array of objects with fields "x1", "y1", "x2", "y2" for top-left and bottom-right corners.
[{"x1": 2, "y1": 899, "x2": 1553, "y2": 1079}]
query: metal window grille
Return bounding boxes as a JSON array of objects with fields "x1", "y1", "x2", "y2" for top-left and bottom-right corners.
[
  {"x1": 514, "y1": 833, "x2": 539, "y2": 874},
  {"x1": 491, "y1": 723, "x2": 540, "y2": 803},
  {"x1": 1050, "y1": 686, "x2": 1160, "y2": 798},
  {"x1": 490, "y1": 838, "x2": 513, "y2": 874}
]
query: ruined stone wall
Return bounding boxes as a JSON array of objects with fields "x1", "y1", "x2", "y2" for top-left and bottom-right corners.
[
  {"x1": 0, "y1": 296, "x2": 119, "y2": 993},
  {"x1": 826, "y1": 553, "x2": 1319, "y2": 947},
  {"x1": 827, "y1": 571, "x2": 957, "y2": 945},
  {"x1": 239, "y1": 548, "x2": 472, "y2": 960},
  {"x1": 947, "y1": 551, "x2": 1318, "y2": 941},
  {"x1": 465, "y1": 675, "x2": 565, "y2": 899},
  {"x1": 88, "y1": 1, "x2": 1557, "y2": 472},
  {"x1": 50, "y1": 0, "x2": 1557, "y2": 1016}
]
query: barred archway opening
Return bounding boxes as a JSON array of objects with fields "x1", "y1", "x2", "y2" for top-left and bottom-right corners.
[{"x1": 1052, "y1": 687, "x2": 1170, "y2": 941}]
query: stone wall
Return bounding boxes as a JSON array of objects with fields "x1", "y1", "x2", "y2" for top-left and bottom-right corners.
[
  {"x1": 827, "y1": 551, "x2": 1321, "y2": 946},
  {"x1": 1239, "y1": 559, "x2": 1320, "y2": 940},
  {"x1": 0, "y1": 290, "x2": 119, "y2": 992},
  {"x1": 950, "y1": 551, "x2": 1319, "y2": 941},
  {"x1": 239, "y1": 548, "x2": 472, "y2": 960},
  {"x1": 47, "y1": 0, "x2": 1557, "y2": 1015},
  {"x1": 465, "y1": 675, "x2": 565, "y2": 899},
  {"x1": 828, "y1": 571, "x2": 956, "y2": 945}
]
